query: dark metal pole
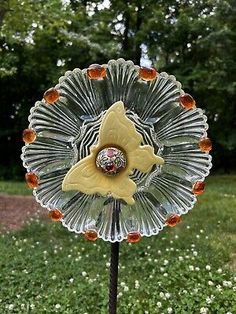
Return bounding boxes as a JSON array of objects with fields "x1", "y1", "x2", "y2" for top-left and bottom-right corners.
[{"x1": 109, "y1": 241, "x2": 119, "y2": 314}]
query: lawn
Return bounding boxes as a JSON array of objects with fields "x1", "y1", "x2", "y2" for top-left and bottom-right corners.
[{"x1": 0, "y1": 175, "x2": 236, "y2": 313}]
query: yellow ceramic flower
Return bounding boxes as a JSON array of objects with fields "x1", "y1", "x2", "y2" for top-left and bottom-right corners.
[{"x1": 62, "y1": 101, "x2": 164, "y2": 204}]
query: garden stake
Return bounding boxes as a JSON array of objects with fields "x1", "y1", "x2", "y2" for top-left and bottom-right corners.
[
  {"x1": 21, "y1": 59, "x2": 212, "y2": 313},
  {"x1": 109, "y1": 241, "x2": 119, "y2": 314}
]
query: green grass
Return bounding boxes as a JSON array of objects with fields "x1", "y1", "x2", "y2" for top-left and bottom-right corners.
[
  {"x1": 0, "y1": 181, "x2": 32, "y2": 196},
  {"x1": 0, "y1": 175, "x2": 236, "y2": 313}
]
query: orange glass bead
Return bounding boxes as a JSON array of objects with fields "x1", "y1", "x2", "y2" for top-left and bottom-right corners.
[
  {"x1": 22, "y1": 128, "x2": 36, "y2": 144},
  {"x1": 43, "y1": 88, "x2": 60, "y2": 104},
  {"x1": 193, "y1": 181, "x2": 205, "y2": 195},
  {"x1": 179, "y1": 93, "x2": 196, "y2": 109},
  {"x1": 84, "y1": 229, "x2": 98, "y2": 241},
  {"x1": 127, "y1": 231, "x2": 141, "y2": 243},
  {"x1": 199, "y1": 137, "x2": 212, "y2": 153},
  {"x1": 87, "y1": 64, "x2": 106, "y2": 79},
  {"x1": 48, "y1": 209, "x2": 63, "y2": 221},
  {"x1": 139, "y1": 67, "x2": 157, "y2": 81},
  {"x1": 25, "y1": 172, "x2": 38, "y2": 189},
  {"x1": 166, "y1": 214, "x2": 181, "y2": 227}
]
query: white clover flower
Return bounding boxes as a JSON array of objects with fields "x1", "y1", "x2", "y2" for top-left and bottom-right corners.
[
  {"x1": 167, "y1": 307, "x2": 173, "y2": 313},
  {"x1": 206, "y1": 295, "x2": 215, "y2": 304},
  {"x1": 81, "y1": 271, "x2": 87, "y2": 277},
  {"x1": 120, "y1": 282, "x2": 126, "y2": 287},
  {"x1": 163, "y1": 259, "x2": 169, "y2": 265},
  {"x1": 217, "y1": 268, "x2": 222, "y2": 274},
  {"x1": 157, "y1": 302, "x2": 162, "y2": 308},
  {"x1": 179, "y1": 256, "x2": 184, "y2": 261},
  {"x1": 195, "y1": 267, "x2": 200, "y2": 271},
  {"x1": 189, "y1": 265, "x2": 194, "y2": 271},
  {"x1": 52, "y1": 275, "x2": 57, "y2": 280},
  {"x1": 135, "y1": 280, "x2": 140, "y2": 289},
  {"x1": 55, "y1": 304, "x2": 61, "y2": 309},
  {"x1": 117, "y1": 292, "x2": 123, "y2": 298},
  {"x1": 165, "y1": 292, "x2": 171, "y2": 299},
  {"x1": 69, "y1": 278, "x2": 74, "y2": 283},
  {"x1": 223, "y1": 280, "x2": 232, "y2": 287},
  {"x1": 159, "y1": 292, "x2": 165, "y2": 299},
  {"x1": 124, "y1": 286, "x2": 129, "y2": 292},
  {"x1": 8, "y1": 304, "x2": 14, "y2": 310},
  {"x1": 193, "y1": 251, "x2": 198, "y2": 256},
  {"x1": 200, "y1": 307, "x2": 208, "y2": 314},
  {"x1": 216, "y1": 284, "x2": 222, "y2": 292},
  {"x1": 205, "y1": 265, "x2": 211, "y2": 271},
  {"x1": 208, "y1": 281, "x2": 214, "y2": 286},
  {"x1": 30, "y1": 304, "x2": 35, "y2": 309}
]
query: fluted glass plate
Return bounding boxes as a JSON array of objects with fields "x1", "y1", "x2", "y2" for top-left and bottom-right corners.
[{"x1": 21, "y1": 58, "x2": 212, "y2": 242}]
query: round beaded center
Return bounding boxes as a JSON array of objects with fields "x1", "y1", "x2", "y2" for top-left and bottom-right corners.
[{"x1": 96, "y1": 147, "x2": 126, "y2": 176}]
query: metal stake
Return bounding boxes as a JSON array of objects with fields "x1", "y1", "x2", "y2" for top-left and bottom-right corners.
[{"x1": 109, "y1": 241, "x2": 119, "y2": 314}]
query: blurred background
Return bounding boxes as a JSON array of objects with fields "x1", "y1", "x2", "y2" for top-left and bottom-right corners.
[{"x1": 0, "y1": 0, "x2": 235, "y2": 179}]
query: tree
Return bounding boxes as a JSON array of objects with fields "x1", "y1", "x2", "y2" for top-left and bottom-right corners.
[{"x1": 0, "y1": 0, "x2": 235, "y2": 179}]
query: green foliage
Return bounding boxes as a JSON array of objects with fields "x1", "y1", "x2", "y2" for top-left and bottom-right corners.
[
  {"x1": 0, "y1": 180, "x2": 32, "y2": 195},
  {"x1": 0, "y1": 175, "x2": 236, "y2": 313},
  {"x1": 0, "y1": 0, "x2": 236, "y2": 178}
]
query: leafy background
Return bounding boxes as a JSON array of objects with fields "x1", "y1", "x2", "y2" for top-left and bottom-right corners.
[{"x1": 0, "y1": 0, "x2": 235, "y2": 179}]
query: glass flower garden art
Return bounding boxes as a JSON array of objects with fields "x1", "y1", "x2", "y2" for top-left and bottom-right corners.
[{"x1": 21, "y1": 58, "x2": 212, "y2": 313}]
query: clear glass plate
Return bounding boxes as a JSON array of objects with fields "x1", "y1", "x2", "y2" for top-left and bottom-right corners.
[{"x1": 21, "y1": 58, "x2": 212, "y2": 242}]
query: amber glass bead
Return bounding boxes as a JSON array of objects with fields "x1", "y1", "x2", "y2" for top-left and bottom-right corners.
[
  {"x1": 43, "y1": 88, "x2": 60, "y2": 104},
  {"x1": 193, "y1": 181, "x2": 205, "y2": 195},
  {"x1": 166, "y1": 214, "x2": 180, "y2": 227},
  {"x1": 87, "y1": 64, "x2": 106, "y2": 79},
  {"x1": 84, "y1": 229, "x2": 98, "y2": 241},
  {"x1": 48, "y1": 209, "x2": 63, "y2": 221},
  {"x1": 22, "y1": 128, "x2": 36, "y2": 144},
  {"x1": 179, "y1": 93, "x2": 196, "y2": 109},
  {"x1": 127, "y1": 231, "x2": 141, "y2": 243},
  {"x1": 199, "y1": 137, "x2": 212, "y2": 153},
  {"x1": 139, "y1": 67, "x2": 157, "y2": 81},
  {"x1": 25, "y1": 172, "x2": 38, "y2": 189}
]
